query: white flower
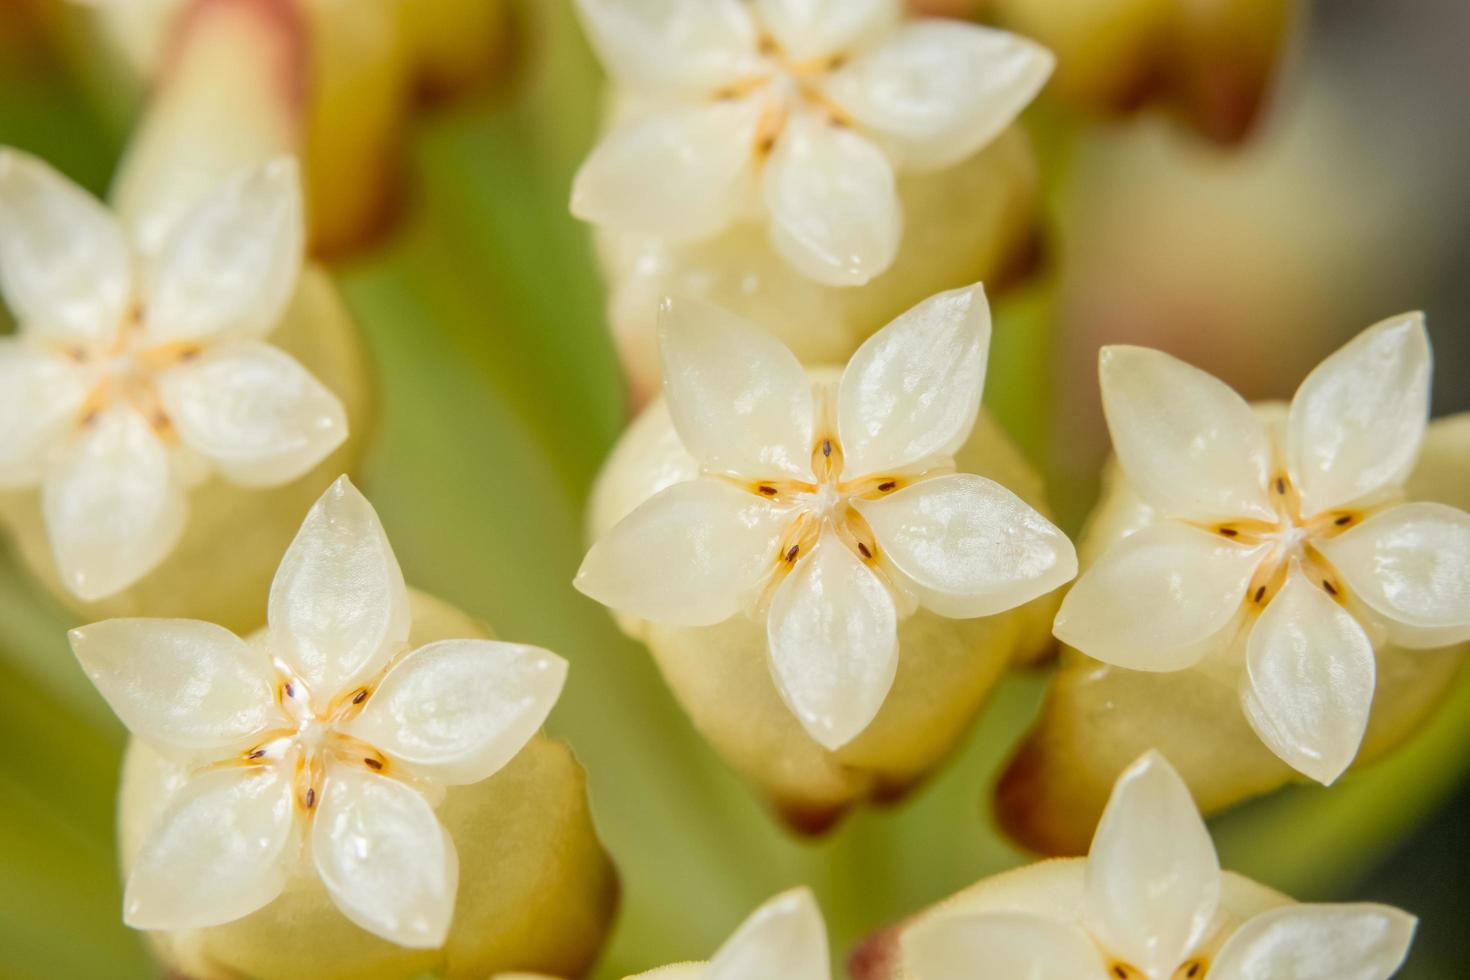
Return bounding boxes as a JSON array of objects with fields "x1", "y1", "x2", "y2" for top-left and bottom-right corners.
[
  {"x1": 0, "y1": 149, "x2": 348, "y2": 601},
  {"x1": 570, "y1": 0, "x2": 1052, "y2": 287},
  {"x1": 1054, "y1": 315, "x2": 1470, "y2": 784},
  {"x1": 626, "y1": 887, "x2": 830, "y2": 980},
  {"x1": 902, "y1": 751, "x2": 1417, "y2": 980},
  {"x1": 576, "y1": 284, "x2": 1076, "y2": 750},
  {"x1": 68, "y1": 476, "x2": 568, "y2": 948}
]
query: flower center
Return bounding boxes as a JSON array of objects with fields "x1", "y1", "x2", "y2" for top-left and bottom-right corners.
[
  {"x1": 65, "y1": 304, "x2": 200, "y2": 436},
  {"x1": 710, "y1": 30, "x2": 854, "y2": 155}
]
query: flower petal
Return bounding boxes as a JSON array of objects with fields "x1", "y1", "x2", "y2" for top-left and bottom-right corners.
[
  {"x1": 0, "y1": 148, "x2": 132, "y2": 347},
  {"x1": 577, "y1": 479, "x2": 788, "y2": 626},
  {"x1": 573, "y1": 0, "x2": 759, "y2": 92},
  {"x1": 346, "y1": 640, "x2": 567, "y2": 785},
  {"x1": 571, "y1": 98, "x2": 762, "y2": 242},
  {"x1": 1085, "y1": 751, "x2": 1220, "y2": 976},
  {"x1": 312, "y1": 768, "x2": 458, "y2": 949},
  {"x1": 1318, "y1": 502, "x2": 1470, "y2": 648},
  {"x1": 1287, "y1": 313, "x2": 1431, "y2": 516},
  {"x1": 125, "y1": 767, "x2": 295, "y2": 931},
  {"x1": 1240, "y1": 566, "x2": 1375, "y2": 785},
  {"x1": 857, "y1": 473, "x2": 1075, "y2": 618},
  {"x1": 1210, "y1": 904, "x2": 1417, "y2": 980},
  {"x1": 821, "y1": 22, "x2": 1052, "y2": 171},
  {"x1": 269, "y1": 476, "x2": 410, "y2": 699},
  {"x1": 766, "y1": 529, "x2": 898, "y2": 750},
  {"x1": 762, "y1": 110, "x2": 900, "y2": 287},
  {"x1": 69, "y1": 618, "x2": 280, "y2": 757},
  {"x1": 707, "y1": 887, "x2": 829, "y2": 980},
  {"x1": 752, "y1": 0, "x2": 898, "y2": 62},
  {"x1": 142, "y1": 156, "x2": 304, "y2": 346},
  {"x1": 837, "y1": 283, "x2": 989, "y2": 476},
  {"x1": 155, "y1": 340, "x2": 347, "y2": 486},
  {"x1": 1053, "y1": 522, "x2": 1262, "y2": 671},
  {"x1": 902, "y1": 912, "x2": 1105, "y2": 980},
  {"x1": 658, "y1": 294, "x2": 814, "y2": 479},
  {"x1": 42, "y1": 405, "x2": 186, "y2": 601},
  {"x1": 0, "y1": 339, "x2": 88, "y2": 487}
]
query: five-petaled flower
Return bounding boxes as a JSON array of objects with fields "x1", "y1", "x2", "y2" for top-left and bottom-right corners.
[
  {"x1": 902, "y1": 751, "x2": 1416, "y2": 980},
  {"x1": 1053, "y1": 316, "x2": 1470, "y2": 784},
  {"x1": 69, "y1": 476, "x2": 568, "y2": 948},
  {"x1": 626, "y1": 886, "x2": 830, "y2": 980},
  {"x1": 576, "y1": 284, "x2": 1076, "y2": 750},
  {"x1": 570, "y1": 0, "x2": 1053, "y2": 287},
  {"x1": 0, "y1": 149, "x2": 347, "y2": 601}
]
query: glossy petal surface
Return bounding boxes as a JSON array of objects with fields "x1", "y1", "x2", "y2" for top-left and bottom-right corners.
[
  {"x1": 707, "y1": 887, "x2": 830, "y2": 980},
  {"x1": 903, "y1": 912, "x2": 1105, "y2": 980},
  {"x1": 573, "y1": 0, "x2": 758, "y2": 92},
  {"x1": 1211, "y1": 904, "x2": 1417, "y2": 980}
]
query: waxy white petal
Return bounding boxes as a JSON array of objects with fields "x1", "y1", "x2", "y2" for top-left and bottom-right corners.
[
  {"x1": 1287, "y1": 314, "x2": 1431, "y2": 516},
  {"x1": 576, "y1": 479, "x2": 788, "y2": 626},
  {"x1": 903, "y1": 912, "x2": 1105, "y2": 980},
  {"x1": 763, "y1": 111, "x2": 900, "y2": 287},
  {"x1": 573, "y1": 0, "x2": 758, "y2": 92},
  {"x1": 752, "y1": 0, "x2": 898, "y2": 62},
  {"x1": 1099, "y1": 345, "x2": 1276, "y2": 523},
  {"x1": 766, "y1": 530, "x2": 898, "y2": 750},
  {"x1": 571, "y1": 98, "x2": 762, "y2": 243},
  {"x1": 312, "y1": 768, "x2": 458, "y2": 949},
  {"x1": 1241, "y1": 567, "x2": 1375, "y2": 785},
  {"x1": 155, "y1": 340, "x2": 347, "y2": 486},
  {"x1": 0, "y1": 340, "x2": 88, "y2": 487},
  {"x1": 837, "y1": 283, "x2": 989, "y2": 476},
  {"x1": 125, "y1": 767, "x2": 295, "y2": 930},
  {"x1": 1053, "y1": 522, "x2": 1262, "y2": 671},
  {"x1": 347, "y1": 640, "x2": 567, "y2": 785},
  {"x1": 269, "y1": 477, "x2": 410, "y2": 699},
  {"x1": 1319, "y1": 502, "x2": 1470, "y2": 648},
  {"x1": 858, "y1": 473, "x2": 1075, "y2": 618},
  {"x1": 1210, "y1": 904, "x2": 1416, "y2": 980},
  {"x1": 822, "y1": 22, "x2": 1053, "y2": 171},
  {"x1": 0, "y1": 149, "x2": 132, "y2": 348},
  {"x1": 1085, "y1": 751, "x2": 1220, "y2": 975},
  {"x1": 142, "y1": 157, "x2": 304, "y2": 346},
  {"x1": 69, "y1": 619, "x2": 279, "y2": 756},
  {"x1": 42, "y1": 405, "x2": 185, "y2": 601},
  {"x1": 658, "y1": 295, "x2": 814, "y2": 479},
  {"x1": 707, "y1": 887, "x2": 829, "y2": 980}
]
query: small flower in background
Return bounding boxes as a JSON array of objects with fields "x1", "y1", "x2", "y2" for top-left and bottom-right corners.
[
  {"x1": 625, "y1": 887, "x2": 830, "y2": 980},
  {"x1": 882, "y1": 752, "x2": 1415, "y2": 980},
  {"x1": 0, "y1": 150, "x2": 347, "y2": 601}
]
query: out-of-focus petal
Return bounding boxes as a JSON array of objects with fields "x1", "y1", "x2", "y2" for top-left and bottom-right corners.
[
  {"x1": 1210, "y1": 904, "x2": 1416, "y2": 980},
  {"x1": 0, "y1": 340, "x2": 88, "y2": 487},
  {"x1": 573, "y1": 0, "x2": 759, "y2": 92},
  {"x1": 902, "y1": 912, "x2": 1106, "y2": 980},
  {"x1": 753, "y1": 0, "x2": 898, "y2": 62},
  {"x1": 707, "y1": 887, "x2": 830, "y2": 980}
]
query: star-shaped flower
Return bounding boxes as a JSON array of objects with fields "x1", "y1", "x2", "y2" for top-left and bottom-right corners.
[
  {"x1": 901, "y1": 752, "x2": 1416, "y2": 980},
  {"x1": 576, "y1": 284, "x2": 1076, "y2": 750},
  {"x1": 0, "y1": 149, "x2": 348, "y2": 601},
  {"x1": 1054, "y1": 315, "x2": 1470, "y2": 784},
  {"x1": 570, "y1": 0, "x2": 1053, "y2": 287},
  {"x1": 69, "y1": 476, "x2": 568, "y2": 948},
  {"x1": 626, "y1": 887, "x2": 830, "y2": 980}
]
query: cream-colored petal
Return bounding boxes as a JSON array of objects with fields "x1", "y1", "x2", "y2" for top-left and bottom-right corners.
[
  {"x1": 1287, "y1": 314, "x2": 1431, "y2": 517},
  {"x1": 1240, "y1": 567, "x2": 1376, "y2": 785},
  {"x1": 766, "y1": 529, "x2": 898, "y2": 750},
  {"x1": 269, "y1": 476, "x2": 410, "y2": 699},
  {"x1": 125, "y1": 767, "x2": 295, "y2": 931},
  {"x1": 571, "y1": 98, "x2": 762, "y2": 243},
  {"x1": 69, "y1": 618, "x2": 279, "y2": 757},
  {"x1": 821, "y1": 22, "x2": 1052, "y2": 171},
  {"x1": 752, "y1": 0, "x2": 898, "y2": 62},
  {"x1": 857, "y1": 473, "x2": 1075, "y2": 618},
  {"x1": 837, "y1": 283, "x2": 989, "y2": 476},
  {"x1": 0, "y1": 148, "x2": 132, "y2": 347},
  {"x1": 346, "y1": 640, "x2": 566, "y2": 785},
  {"x1": 1318, "y1": 502, "x2": 1470, "y2": 648},
  {"x1": 1210, "y1": 904, "x2": 1416, "y2": 980},
  {"x1": 1053, "y1": 522, "x2": 1262, "y2": 671},
  {"x1": 707, "y1": 887, "x2": 829, "y2": 980},
  {"x1": 142, "y1": 157, "x2": 303, "y2": 345},
  {"x1": 1085, "y1": 751, "x2": 1220, "y2": 976},
  {"x1": 573, "y1": 0, "x2": 759, "y2": 92},
  {"x1": 0, "y1": 339, "x2": 89, "y2": 487},
  {"x1": 762, "y1": 111, "x2": 901, "y2": 287},
  {"x1": 658, "y1": 295, "x2": 814, "y2": 479},
  {"x1": 155, "y1": 340, "x2": 347, "y2": 486},
  {"x1": 42, "y1": 405, "x2": 186, "y2": 601},
  {"x1": 902, "y1": 912, "x2": 1106, "y2": 980},
  {"x1": 312, "y1": 768, "x2": 458, "y2": 949},
  {"x1": 577, "y1": 479, "x2": 787, "y2": 626},
  {"x1": 1098, "y1": 345, "x2": 1276, "y2": 523}
]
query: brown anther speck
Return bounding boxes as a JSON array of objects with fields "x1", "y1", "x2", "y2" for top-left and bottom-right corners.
[
  {"x1": 1323, "y1": 580, "x2": 1339, "y2": 596},
  {"x1": 758, "y1": 485, "x2": 778, "y2": 496},
  {"x1": 1335, "y1": 515, "x2": 1352, "y2": 526},
  {"x1": 1275, "y1": 477, "x2": 1287, "y2": 495},
  {"x1": 247, "y1": 748, "x2": 266, "y2": 760},
  {"x1": 1219, "y1": 527, "x2": 1238, "y2": 537},
  {"x1": 304, "y1": 788, "x2": 316, "y2": 809},
  {"x1": 785, "y1": 544, "x2": 800, "y2": 563},
  {"x1": 822, "y1": 439, "x2": 832, "y2": 458},
  {"x1": 284, "y1": 683, "x2": 295, "y2": 698},
  {"x1": 352, "y1": 689, "x2": 367, "y2": 704},
  {"x1": 758, "y1": 136, "x2": 777, "y2": 155},
  {"x1": 364, "y1": 757, "x2": 383, "y2": 770},
  {"x1": 1254, "y1": 585, "x2": 1267, "y2": 603},
  {"x1": 857, "y1": 542, "x2": 872, "y2": 559},
  {"x1": 878, "y1": 480, "x2": 896, "y2": 492}
]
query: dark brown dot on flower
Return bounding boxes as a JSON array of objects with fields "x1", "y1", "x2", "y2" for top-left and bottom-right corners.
[
  {"x1": 1323, "y1": 580, "x2": 1339, "y2": 596},
  {"x1": 364, "y1": 758, "x2": 383, "y2": 770},
  {"x1": 822, "y1": 439, "x2": 832, "y2": 457},
  {"x1": 1276, "y1": 477, "x2": 1287, "y2": 495},
  {"x1": 1336, "y1": 514, "x2": 1352, "y2": 526},
  {"x1": 785, "y1": 544, "x2": 800, "y2": 563},
  {"x1": 284, "y1": 683, "x2": 295, "y2": 698},
  {"x1": 1113, "y1": 966, "x2": 1129, "y2": 980},
  {"x1": 1186, "y1": 962, "x2": 1202, "y2": 978},
  {"x1": 878, "y1": 480, "x2": 896, "y2": 492},
  {"x1": 1220, "y1": 527, "x2": 1238, "y2": 537},
  {"x1": 758, "y1": 485, "x2": 778, "y2": 496},
  {"x1": 857, "y1": 542, "x2": 872, "y2": 559},
  {"x1": 352, "y1": 689, "x2": 367, "y2": 704},
  {"x1": 304, "y1": 788, "x2": 316, "y2": 809},
  {"x1": 247, "y1": 748, "x2": 266, "y2": 760},
  {"x1": 1254, "y1": 585, "x2": 1267, "y2": 603}
]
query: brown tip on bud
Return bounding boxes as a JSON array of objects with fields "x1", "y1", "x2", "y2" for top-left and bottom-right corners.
[
  {"x1": 775, "y1": 799, "x2": 850, "y2": 837},
  {"x1": 847, "y1": 923, "x2": 905, "y2": 980},
  {"x1": 993, "y1": 735, "x2": 1093, "y2": 857}
]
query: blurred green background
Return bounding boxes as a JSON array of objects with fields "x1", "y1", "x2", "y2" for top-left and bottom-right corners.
[{"x1": 1, "y1": 0, "x2": 1467, "y2": 977}]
